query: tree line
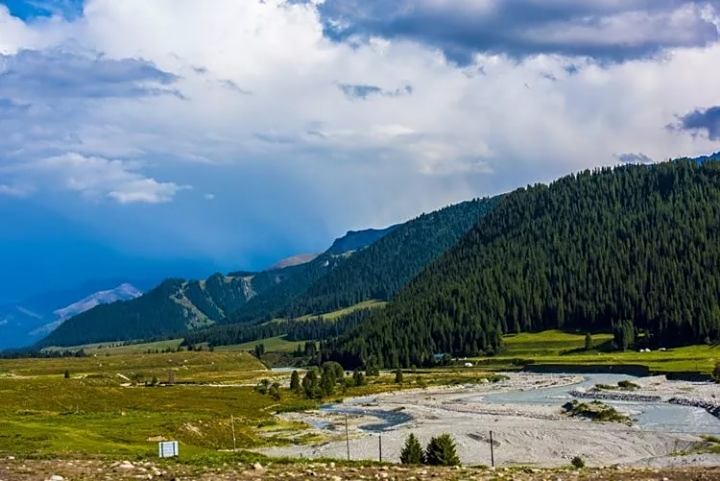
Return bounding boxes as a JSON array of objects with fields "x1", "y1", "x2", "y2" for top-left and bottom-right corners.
[{"x1": 325, "y1": 160, "x2": 720, "y2": 368}]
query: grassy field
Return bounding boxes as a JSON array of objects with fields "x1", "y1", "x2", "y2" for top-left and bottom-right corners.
[
  {"x1": 220, "y1": 335, "x2": 303, "y2": 353},
  {"x1": 296, "y1": 299, "x2": 386, "y2": 321},
  {"x1": 0, "y1": 350, "x2": 298, "y2": 461},
  {"x1": 0, "y1": 346, "x2": 507, "y2": 463},
  {"x1": 475, "y1": 330, "x2": 720, "y2": 375}
]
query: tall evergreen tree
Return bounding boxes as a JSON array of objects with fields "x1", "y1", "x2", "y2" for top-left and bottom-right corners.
[{"x1": 400, "y1": 434, "x2": 424, "y2": 464}]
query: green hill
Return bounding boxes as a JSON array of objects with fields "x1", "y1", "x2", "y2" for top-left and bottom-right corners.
[
  {"x1": 327, "y1": 160, "x2": 720, "y2": 368},
  {"x1": 285, "y1": 198, "x2": 497, "y2": 316}
]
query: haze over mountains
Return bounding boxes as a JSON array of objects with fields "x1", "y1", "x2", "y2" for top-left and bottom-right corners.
[
  {"x1": 0, "y1": 281, "x2": 145, "y2": 350},
  {"x1": 36, "y1": 198, "x2": 493, "y2": 348}
]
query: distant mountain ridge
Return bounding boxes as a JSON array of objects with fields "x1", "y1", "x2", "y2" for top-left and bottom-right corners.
[
  {"x1": 53, "y1": 283, "x2": 142, "y2": 321},
  {"x1": 268, "y1": 253, "x2": 319, "y2": 270},
  {"x1": 37, "y1": 227, "x2": 397, "y2": 347},
  {"x1": 0, "y1": 280, "x2": 147, "y2": 350},
  {"x1": 326, "y1": 226, "x2": 398, "y2": 254}
]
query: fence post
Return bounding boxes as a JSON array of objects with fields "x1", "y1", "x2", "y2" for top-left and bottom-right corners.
[
  {"x1": 379, "y1": 435, "x2": 383, "y2": 462},
  {"x1": 230, "y1": 415, "x2": 237, "y2": 451},
  {"x1": 345, "y1": 414, "x2": 350, "y2": 461},
  {"x1": 489, "y1": 430, "x2": 495, "y2": 468}
]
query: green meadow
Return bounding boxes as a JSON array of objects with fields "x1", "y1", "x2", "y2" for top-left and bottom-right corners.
[{"x1": 475, "y1": 330, "x2": 720, "y2": 375}]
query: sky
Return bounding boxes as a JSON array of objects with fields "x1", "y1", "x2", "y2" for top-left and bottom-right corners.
[{"x1": 1, "y1": 0, "x2": 720, "y2": 302}]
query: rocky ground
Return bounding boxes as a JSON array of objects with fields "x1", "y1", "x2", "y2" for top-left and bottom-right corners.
[{"x1": 0, "y1": 458, "x2": 718, "y2": 481}]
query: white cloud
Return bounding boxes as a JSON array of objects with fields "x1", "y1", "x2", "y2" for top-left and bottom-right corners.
[
  {"x1": 1, "y1": 0, "x2": 720, "y2": 259},
  {"x1": 4, "y1": 153, "x2": 185, "y2": 204}
]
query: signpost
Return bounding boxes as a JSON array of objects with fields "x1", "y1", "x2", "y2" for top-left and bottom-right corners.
[{"x1": 158, "y1": 441, "x2": 179, "y2": 458}]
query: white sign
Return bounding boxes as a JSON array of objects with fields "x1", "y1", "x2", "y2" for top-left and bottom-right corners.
[{"x1": 158, "y1": 441, "x2": 179, "y2": 458}]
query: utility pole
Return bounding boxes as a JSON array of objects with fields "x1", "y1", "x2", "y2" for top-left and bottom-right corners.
[
  {"x1": 231, "y1": 415, "x2": 237, "y2": 451},
  {"x1": 345, "y1": 414, "x2": 350, "y2": 461},
  {"x1": 379, "y1": 435, "x2": 383, "y2": 462},
  {"x1": 489, "y1": 430, "x2": 495, "y2": 468}
]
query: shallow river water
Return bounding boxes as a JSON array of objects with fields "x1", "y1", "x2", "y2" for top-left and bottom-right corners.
[{"x1": 324, "y1": 373, "x2": 720, "y2": 435}]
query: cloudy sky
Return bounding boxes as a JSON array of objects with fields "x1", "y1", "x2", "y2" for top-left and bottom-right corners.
[{"x1": 1, "y1": 0, "x2": 720, "y2": 301}]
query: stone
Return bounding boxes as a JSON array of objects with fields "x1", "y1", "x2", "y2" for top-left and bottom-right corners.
[
  {"x1": 253, "y1": 463, "x2": 265, "y2": 471},
  {"x1": 47, "y1": 476, "x2": 65, "y2": 481}
]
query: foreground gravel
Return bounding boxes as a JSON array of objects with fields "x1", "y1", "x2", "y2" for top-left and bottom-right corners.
[{"x1": 0, "y1": 458, "x2": 719, "y2": 481}]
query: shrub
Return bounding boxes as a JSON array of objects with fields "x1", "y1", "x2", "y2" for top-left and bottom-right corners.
[
  {"x1": 713, "y1": 362, "x2": 720, "y2": 383},
  {"x1": 63, "y1": 369, "x2": 70, "y2": 379},
  {"x1": 425, "y1": 434, "x2": 460, "y2": 466},
  {"x1": 571, "y1": 456, "x2": 585, "y2": 469},
  {"x1": 395, "y1": 368, "x2": 404, "y2": 384},
  {"x1": 400, "y1": 434, "x2": 424, "y2": 464},
  {"x1": 269, "y1": 382, "x2": 282, "y2": 401}
]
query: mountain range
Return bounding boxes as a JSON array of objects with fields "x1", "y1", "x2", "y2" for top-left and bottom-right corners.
[
  {"x1": 21, "y1": 156, "x2": 720, "y2": 363},
  {"x1": 37, "y1": 198, "x2": 493, "y2": 348},
  {"x1": 0, "y1": 281, "x2": 144, "y2": 350}
]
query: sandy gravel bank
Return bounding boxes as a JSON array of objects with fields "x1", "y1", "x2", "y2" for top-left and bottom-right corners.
[{"x1": 260, "y1": 373, "x2": 720, "y2": 467}]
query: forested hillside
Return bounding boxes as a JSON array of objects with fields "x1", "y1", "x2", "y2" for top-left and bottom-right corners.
[
  {"x1": 286, "y1": 198, "x2": 497, "y2": 316},
  {"x1": 326, "y1": 160, "x2": 720, "y2": 368}
]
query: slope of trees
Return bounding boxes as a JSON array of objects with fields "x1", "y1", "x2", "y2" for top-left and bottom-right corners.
[
  {"x1": 326, "y1": 160, "x2": 720, "y2": 368},
  {"x1": 287, "y1": 198, "x2": 497, "y2": 316},
  {"x1": 182, "y1": 308, "x2": 375, "y2": 348}
]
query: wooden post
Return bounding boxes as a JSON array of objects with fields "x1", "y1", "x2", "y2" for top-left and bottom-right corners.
[
  {"x1": 230, "y1": 415, "x2": 237, "y2": 451},
  {"x1": 489, "y1": 430, "x2": 495, "y2": 468},
  {"x1": 345, "y1": 414, "x2": 350, "y2": 461},
  {"x1": 379, "y1": 435, "x2": 383, "y2": 462}
]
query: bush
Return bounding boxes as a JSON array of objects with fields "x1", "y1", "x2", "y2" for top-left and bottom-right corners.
[
  {"x1": 63, "y1": 369, "x2": 70, "y2": 379},
  {"x1": 571, "y1": 456, "x2": 585, "y2": 469},
  {"x1": 713, "y1": 362, "x2": 720, "y2": 383},
  {"x1": 424, "y1": 434, "x2": 460, "y2": 466},
  {"x1": 400, "y1": 433, "x2": 424, "y2": 464},
  {"x1": 395, "y1": 368, "x2": 404, "y2": 384},
  {"x1": 269, "y1": 382, "x2": 282, "y2": 401}
]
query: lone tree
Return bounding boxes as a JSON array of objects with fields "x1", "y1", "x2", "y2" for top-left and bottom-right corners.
[
  {"x1": 425, "y1": 434, "x2": 460, "y2": 466},
  {"x1": 254, "y1": 343, "x2": 265, "y2": 359},
  {"x1": 290, "y1": 370, "x2": 301, "y2": 393},
  {"x1": 395, "y1": 368, "x2": 404, "y2": 384},
  {"x1": 63, "y1": 369, "x2": 70, "y2": 379},
  {"x1": 612, "y1": 320, "x2": 635, "y2": 351},
  {"x1": 352, "y1": 369, "x2": 365, "y2": 387},
  {"x1": 400, "y1": 433, "x2": 424, "y2": 464},
  {"x1": 584, "y1": 333, "x2": 593, "y2": 351}
]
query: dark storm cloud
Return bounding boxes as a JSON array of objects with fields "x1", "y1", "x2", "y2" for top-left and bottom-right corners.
[
  {"x1": 0, "y1": 49, "x2": 179, "y2": 101},
  {"x1": 677, "y1": 105, "x2": 720, "y2": 140},
  {"x1": 315, "y1": 0, "x2": 719, "y2": 64}
]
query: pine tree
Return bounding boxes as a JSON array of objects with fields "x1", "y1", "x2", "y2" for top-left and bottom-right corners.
[
  {"x1": 424, "y1": 434, "x2": 460, "y2": 466},
  {"x1": 352, "y1": 369, "x2": 365, "y2": 387},
  {"x1": 290, "y1": 370, "x2": 301, "y2": 393},
  {"x1": 584, "y1": 333, "x2": 593, "y2": 351},
  {"x1": 395, "y1": 368, "x2": 404, "y2": 384},
  {"x1": 400, "y1": 434, "x2": 424, "y2": 464}
]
